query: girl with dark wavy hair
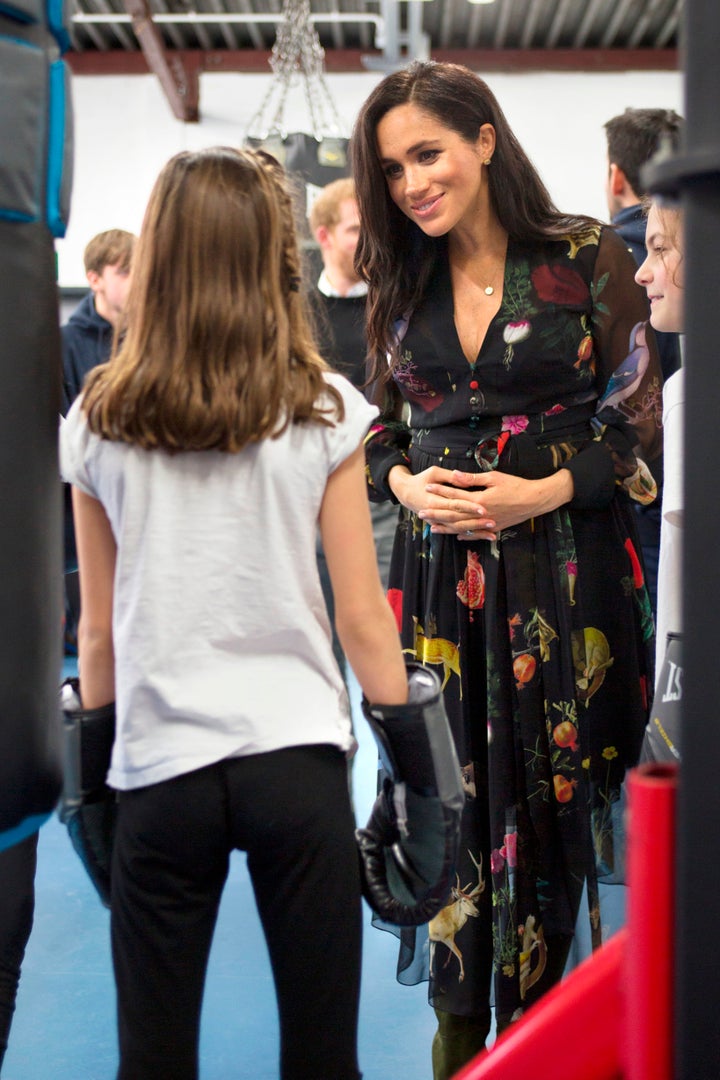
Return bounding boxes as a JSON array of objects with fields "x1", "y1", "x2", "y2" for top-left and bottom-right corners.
[
  {"x1": 61, "y1": 145, "x2": 408, "y2": 1079},
  {"x1": 351, "y1": 61, "x2": 662, "y2": 1077},
  {"x1": 635, "y1": 198, "x2": 684, "y2": 717}
]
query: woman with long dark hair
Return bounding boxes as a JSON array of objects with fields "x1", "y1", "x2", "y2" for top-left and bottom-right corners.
[{"x1": 352, "y1": 61, "x2": 661, "y2": 1078}]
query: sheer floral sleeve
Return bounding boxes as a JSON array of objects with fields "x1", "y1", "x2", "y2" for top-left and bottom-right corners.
[
  {"x1": 363, "y1": 378, "x2": 411, "y2": 504},
  {"x1": 564, "y1": 226, "x2": 663, "y2": 510}
]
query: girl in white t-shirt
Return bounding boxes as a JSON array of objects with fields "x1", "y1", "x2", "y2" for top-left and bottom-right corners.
[
  {"x1": 635, "y1": 201, "x2": 684, "y2": 676},
  {"x1": 61, "y1": 146, "x2": 408, "y2": 1080}
]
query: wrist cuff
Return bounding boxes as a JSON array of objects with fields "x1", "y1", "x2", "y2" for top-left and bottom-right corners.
[
  {"x1": 370, "y1": 447, "x2": 409, "y2": 504},
  {"x1": 565, "y1": 441, "x2": 617, "y2": 509}
]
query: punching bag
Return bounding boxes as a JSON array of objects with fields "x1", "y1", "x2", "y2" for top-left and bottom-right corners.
[
  {"x1": 243, "y1": 0, "x2": 349, "y2": 244},
  {"x1": 0, "y1": 0, "x2": 73, "y2": 850}
]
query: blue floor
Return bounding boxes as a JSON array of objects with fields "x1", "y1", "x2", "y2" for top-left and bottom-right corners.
[{"x1": 2, "y1": 666, "x2": 438, "y2": 1079}]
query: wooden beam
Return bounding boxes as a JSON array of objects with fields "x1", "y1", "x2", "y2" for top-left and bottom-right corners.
[
  {"x1": 121, "y1": 0, "x2": 200, "y2": 121},
  {"x1": 66, "y1": 45, "x2": 679, "y2": 78}
]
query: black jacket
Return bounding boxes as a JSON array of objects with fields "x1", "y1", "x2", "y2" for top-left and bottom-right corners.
[
  {"x1": 307, "y1": 287, "x2": 368, "y2": 389},
  {"x1": 60, "y1": 292, "x2": 114, "y2": 574},
  {"x1": 61, "y1": 292, "x2": 113, "y2": 415}
]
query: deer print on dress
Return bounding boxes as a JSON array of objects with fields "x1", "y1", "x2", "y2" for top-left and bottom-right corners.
[
  {"x1": 518, "y1": 914, "x2": 547, "y2": 1001},
  {"x1": 428, "y1": 851, "x2": 485, "y2": 983},
  {"x1": 402, "y1": 615, "x2": 461, "y2": 693}
]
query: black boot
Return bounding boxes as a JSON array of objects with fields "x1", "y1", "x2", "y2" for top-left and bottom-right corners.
[{"x1": 431, "y1": 1006, "x2": 492, "y2": 1080}]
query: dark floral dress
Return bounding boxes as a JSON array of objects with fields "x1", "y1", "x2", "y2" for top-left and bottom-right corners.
[{"x1": 365, "y1": 225, "x2": 662, "y2": 1028}]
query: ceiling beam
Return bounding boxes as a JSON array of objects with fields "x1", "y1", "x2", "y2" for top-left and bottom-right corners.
[
  {"x1": 574, "y1": 0, "x2": 609, "y2": 47},
  {"x1": 600, "y1": 0, "x2": 635, "y2": 48},
  {"x1": 91, "y1": 0, "x2": 136, "y2": 51},
  {"x1": 546, "y1": 0, "x2": 575, "y2": 50},
  {"x1": 121, "y1": 0, "x2": 200, "y2": 121},
  {"x1": 66, "y1": 46, "x2": 680, "y2": 78},
  {"x1": 492, "y1": 0, "x2": 515, "y2": 50},
  {"x1": 520, "y1": 0, "x2": 545, "y2": 49}
]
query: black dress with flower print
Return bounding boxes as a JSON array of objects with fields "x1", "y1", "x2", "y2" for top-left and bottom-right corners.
[{"x1": 366, "y1": 225, "x2": 662, "y2": 1027}]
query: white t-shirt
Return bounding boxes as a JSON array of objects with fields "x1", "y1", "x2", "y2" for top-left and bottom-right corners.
[
  {"x1": 60, "y1": 372, "x2": 377, "y2": 791},
  {"x1": 655, "y1": 365, "x2": 684, "y2": 673}
]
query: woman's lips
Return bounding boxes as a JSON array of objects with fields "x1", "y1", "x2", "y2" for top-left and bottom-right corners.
[{"x1": 411, "y1": 193, "x2": 443, "y2": 218}]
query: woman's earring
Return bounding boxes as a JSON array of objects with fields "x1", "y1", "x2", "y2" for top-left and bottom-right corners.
[{"x1": 483, "y1": 157, "x2": 492, "y2": 166}]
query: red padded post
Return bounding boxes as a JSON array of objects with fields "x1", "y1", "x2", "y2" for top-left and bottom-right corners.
[
  {"x1": 624, "y1": 763, "x2": 678, "y2": 1080},
  {"x1": 452, "y1": 929, "x2": 625, "y2": 1080},
  {"x1": 451, "y1": 762, "x2": 678, "y2": 1080}
]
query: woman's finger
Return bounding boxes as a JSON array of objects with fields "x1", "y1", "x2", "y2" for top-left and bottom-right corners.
[
  {"x1": 420, "y1": 501, "x2": 492, "y2": 521},
  {"x1": 450, "y1": 469, "x2": 501, "y2": 489},
  {"x1": 424, "y1": 485, "x2": 489, "y2": 515},
  {"x1": 429, "y1": 519, "x2": 497, "y2": 540}
]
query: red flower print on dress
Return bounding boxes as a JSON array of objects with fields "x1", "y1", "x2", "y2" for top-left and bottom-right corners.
[
  {"x1": 395, "y1": 354, "x2": 445, "y2": 413},
  {"x1": 386, "y1": 588, "x2": 403, "y2": 632},
  {"x1": 624, "y1": 538, "x2": 644, "y2": 589},
  {"x1": 456, "y1": 551, "x2": 485, "y2": 621},
  {"x1": 491, "y1": 848, "x2": 505, "y2": 875},
  {"x1": 531, "y1": 264, "x2": 587, "y2": 306},
  {"x1": 502, "y1": 415, "x2": 529, "y2": 435},
  {"x1": 503, "y1": 832, "x2": 518, "y2": 867}
]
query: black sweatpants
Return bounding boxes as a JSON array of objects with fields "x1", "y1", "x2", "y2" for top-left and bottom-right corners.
[{"x1": 111, "y1": 745, "x2": 363, "y2": 1080}]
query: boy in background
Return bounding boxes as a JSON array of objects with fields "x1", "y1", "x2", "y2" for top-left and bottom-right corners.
[
  {"x1": 61, "y1": 229, "x2": 136, "y2": 651},
  {"x1": 308, "y1": 179, "x2": 397, "y2": 684},
  {"x1": 61, "y1": 229, "x2": 136, "y2": 411}
]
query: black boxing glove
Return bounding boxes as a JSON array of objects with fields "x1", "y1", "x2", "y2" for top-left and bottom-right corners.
[
  {"x1": 356, "y1": 663, "x2": 464, "y2": 926},
  {"x1": 59, "y1": 678, "x2": 116, "y2": 908}
]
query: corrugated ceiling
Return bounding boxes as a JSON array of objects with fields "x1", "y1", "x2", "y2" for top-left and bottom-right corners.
[{"x1": 68, "y1": 0, "x2": 682, "y2": 59}]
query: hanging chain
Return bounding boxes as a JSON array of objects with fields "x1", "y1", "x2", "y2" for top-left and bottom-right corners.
[{"x1": 244, "y1": 0, "x2": 346, "y2": 142}]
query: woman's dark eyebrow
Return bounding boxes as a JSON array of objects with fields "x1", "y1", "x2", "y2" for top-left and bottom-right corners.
[{"x1": 379, "y1": 139, "x2": 437, "y2": 164}]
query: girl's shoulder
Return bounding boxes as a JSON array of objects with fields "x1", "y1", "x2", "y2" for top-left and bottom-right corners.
[
  {"x1": 59, "y1": 396, "x2": 100, "y2": 493},
  {"x1": 60, "y1": 396, "x2": 90, "y2": 458},
  {"x1": 321, "y1": 369, "x2": 377, "y2": 418},
  {"x1": 317, "y1": 371, "x2": 379, "y2": 459}
]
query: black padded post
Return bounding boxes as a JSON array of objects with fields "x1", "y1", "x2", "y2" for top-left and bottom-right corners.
[
  {"x1": 0, "y1": 230, "x2": 63, "y2": 842},
  {"x1": 0, "y1": 0, "x2": 72, "y2": 849},
  {"x1": 643, "y1": 1, "x2": 720, "y2": 1074},
  {"x1": 673, "y1": 3, "x2": 720, "y2": 1076},
  {"x1": 0, "y1": 219, "x2": 63, "y2": 845}
]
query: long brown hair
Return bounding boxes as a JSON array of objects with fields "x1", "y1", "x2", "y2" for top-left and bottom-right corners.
[
  {"x1": 82, "y1": 146, "x2": 343, "y2": 452},
  {"x1": 351, "y1": 61, "x2": 598, "y2": 377}
]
